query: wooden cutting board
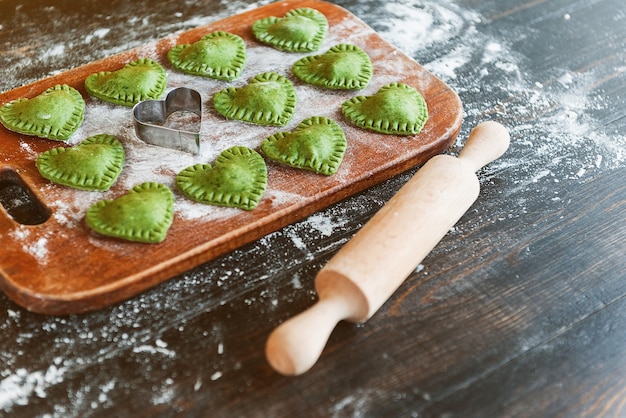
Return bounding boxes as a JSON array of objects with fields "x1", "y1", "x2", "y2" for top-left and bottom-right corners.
[{"x1": 0, "y1": 0, "x2": 462, "y2": 315}]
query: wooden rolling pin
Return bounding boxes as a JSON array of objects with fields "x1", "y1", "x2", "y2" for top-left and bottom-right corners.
[{"x1": 265, "y1": 121, "x2": 510, "y2": 375}]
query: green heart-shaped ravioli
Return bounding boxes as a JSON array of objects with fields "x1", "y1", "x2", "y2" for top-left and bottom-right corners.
[
  {"x1": 0, "y1": 84, "x2": 85, "y2": 141},
  {"x1": 341, "y1": 83, "x2": 428, "y2": 135},
  {"x1": 36, "y1": 134, "x2": 125, "y2": 191},
  {"x1": 168, "y1": 31, "x2": 246, "y2": 81},
  {"x1": 261, "y1": 116, "x2": 346, "y2": 175},
  {"x1": 176, "y1": 146, "x2": 267, "y2": 210},
  {"x1": 213, "y1": 72, "x2": 296, "y2": 126},
  {"x1": 293, "y1": 44, "x2": 372, "y2": 90},
  {"x1": 85, "y1": 58, "x2": 167, "y2": 106},
  {"x1": 252, "y1": 7, "x2": 328, "y2": 52},
  {"x1": 86, "y1": 182, "x2": 174, "y2": 244}
]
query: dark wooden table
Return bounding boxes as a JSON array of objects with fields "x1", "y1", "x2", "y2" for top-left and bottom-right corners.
[{"x1": 1, "y1": 0, "x2": 625, "y2": 417}]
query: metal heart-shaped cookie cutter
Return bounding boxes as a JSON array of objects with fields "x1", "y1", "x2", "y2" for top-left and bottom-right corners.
[{"x1": 133, "y1": 87, "x2": 202, "y2": 154}]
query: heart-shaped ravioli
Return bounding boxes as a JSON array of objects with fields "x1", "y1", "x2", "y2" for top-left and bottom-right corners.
[
  {"x1": 293, "y1": 44, "x2": 372, "y2": 90},
  {"x1": 176, "y1": 146, "x2": 267, "y2": 211},
  {"x1": 86, "y1": 182, "x2": 175, "y2": 244},
  {"x1": 261, "y1": 116, "x2": 347, "y2": 175},
  {"x1": 0, "y1": 84, "x2": 85, "y2": 141},
  {"x1": 85, "y1": 58, "x2": 167, "y2": 107},
  {"x1": 36, "y1": 134, "x2": 125, "y2": 191},
  {"x1": 167, "y1": 31, "x2": 246, "y2": 81},
  {"x1": 341, "y1": 83, "x2": 428, "y2": 135},
  {"x1": 252, "y1": 7, "x2": 328, "y2": 52},
  {"x1": 213, "y1": 72, "x2": 296, "y2": 126}
]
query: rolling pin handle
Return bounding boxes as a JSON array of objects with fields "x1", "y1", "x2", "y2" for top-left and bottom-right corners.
[
  {"x1": 458, "y1": 121, "x2": 510, "y2": 172},
  {"x1": 265, "y1": 290, "x2": 360, "y2": 376}
]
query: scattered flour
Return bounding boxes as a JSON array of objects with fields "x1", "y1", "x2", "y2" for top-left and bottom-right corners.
[
  {"x1": 290, "y1": 274, "x2": 303, "y2": 290},
  {"x1": 8, "y1": 228, "x2": 49, "y2": 263},
  {"x1": 84, "y1": 28, "x2": 111, "y2": 44},
  {"x1": 304, "y1": 214, "x2": 338, "y2": 237},
  {"x1": 24, "y1": 237, "x2": 49, "y2": 261},
  {"x1": 41, "y1": 44, "x2": 66, "y2": 60},
  {"x1": 151, "y1": 382, "x2": 176, "y2": 406},
  {"x1": 371, "y1": 0, "x2": 477, "y2": 57},
  {"x1": 328, "y1": 388, "x2": 382, "y2": 418},
  {"x1": 425, "y1": 43, "x2": 475, "y2": 80},
  {"x1": 0, "y1": 361, "x2": 66, "y2": 410},
  {"x1": 132, "y1": 344, "x2": 177, "y2": 358}
]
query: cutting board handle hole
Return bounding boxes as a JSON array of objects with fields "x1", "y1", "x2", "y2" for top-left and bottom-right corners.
[{"x1": 0, "y1": 169, "x2": 51, "y2": 225}]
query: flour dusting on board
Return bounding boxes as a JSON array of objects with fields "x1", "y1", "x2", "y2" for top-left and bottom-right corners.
[{"x1": 6, "y1": 3, "x2": 440, "y2": 262}]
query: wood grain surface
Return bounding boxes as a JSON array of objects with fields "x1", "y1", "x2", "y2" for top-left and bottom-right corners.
[
  {"x1": 0, "y1": 0, "x2": 461, "y2": 315},
  {"x1": 0, "y1": 0, "x2": 625, "y2": 417}
]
